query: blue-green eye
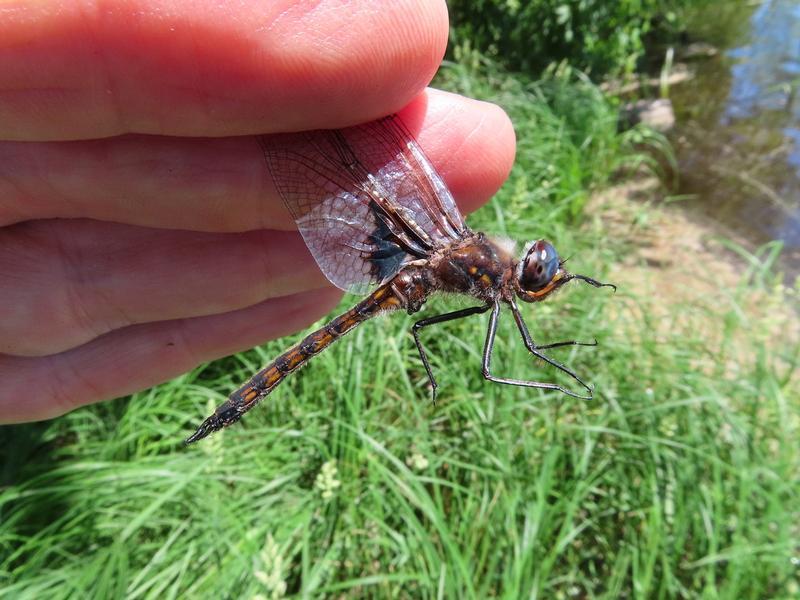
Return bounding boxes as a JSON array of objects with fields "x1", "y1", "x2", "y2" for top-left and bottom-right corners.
[{"x1": 519, "y1": 240, "x2": 560, "y2": 292}]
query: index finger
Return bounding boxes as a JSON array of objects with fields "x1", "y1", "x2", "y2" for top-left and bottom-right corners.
[{"x1": 0, "y1": 0, "x2": 448, "y2": 140}]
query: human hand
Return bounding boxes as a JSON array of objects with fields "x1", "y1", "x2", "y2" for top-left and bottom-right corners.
[{"x1": 0, "y1": 0, "x2": 516, "y2": 422}]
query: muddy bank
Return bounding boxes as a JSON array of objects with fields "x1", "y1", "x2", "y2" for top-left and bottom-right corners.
[{"x1": 587, "y1": 178, "x2": 798, "y2": 378}]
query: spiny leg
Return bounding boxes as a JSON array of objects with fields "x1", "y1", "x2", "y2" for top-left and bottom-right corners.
[
  {"x1": 508, "y1": 297, "x2": 595, "y2": 394},
  {"x1": 509, "y1": 296, "x2": 598, "y2": 351},
  {"x1": 531, "y1": 338, "x2": 598, "y2": 351},
  {"x1": 412, "y1": 304, "x2": 491, "y2": 404},
  {"x1": 481, "y1": 301, "x2": 592, "y2": 400}
]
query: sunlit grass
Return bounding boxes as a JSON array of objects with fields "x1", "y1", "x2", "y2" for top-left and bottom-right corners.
[{"x1": 1, "y1": 63, "x2": 798, "y2": 598}]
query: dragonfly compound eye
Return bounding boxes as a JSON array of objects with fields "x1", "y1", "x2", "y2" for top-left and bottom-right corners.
[{"x1": 519, "y1": 240, "x2": 560, "y2": 293}]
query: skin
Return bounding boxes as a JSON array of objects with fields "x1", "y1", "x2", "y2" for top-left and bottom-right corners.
[{"x1": 0, "y1": 0, "x2": 516, "y2": 422}]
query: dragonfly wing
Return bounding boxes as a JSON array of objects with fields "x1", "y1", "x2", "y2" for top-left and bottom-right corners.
[
  {"x1": 336, "y1": 115, "x2": 468, "y2": 244},
  {"x1": 258, "y1": 115, "x2": 468, "y2": 294}
]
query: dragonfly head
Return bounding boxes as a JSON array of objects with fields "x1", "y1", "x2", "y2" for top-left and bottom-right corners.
[{"x1": 515, "y1": 239, "x2": 617, "y2": 302}]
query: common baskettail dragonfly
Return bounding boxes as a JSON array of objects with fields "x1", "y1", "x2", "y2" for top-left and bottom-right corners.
[{"x1": 186, "y1": 114, "x2": 615, "y2": 443}]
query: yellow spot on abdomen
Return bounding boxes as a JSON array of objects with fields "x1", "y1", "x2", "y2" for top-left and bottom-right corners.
[{"x1": 284, "y1": 351, "x2": 304, "y2": 369}]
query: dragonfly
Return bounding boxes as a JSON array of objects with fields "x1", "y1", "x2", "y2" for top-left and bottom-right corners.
[{"x1": 186, "y1": 114, "x2": 615, "y2": 443}]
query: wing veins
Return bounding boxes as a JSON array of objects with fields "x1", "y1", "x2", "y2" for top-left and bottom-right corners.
[
  {"x1": 369, "y1": 116, "x2": 465, "y2": 238},
  {"x1": 298, "y1": 131, "x2": 436, "y2": 255},
  {"x1": 260, "y1": 137, "x2": 433, "y2": 258},
  {"x1": 255, "y1": 114, "x2": 469, "y2": 293}
]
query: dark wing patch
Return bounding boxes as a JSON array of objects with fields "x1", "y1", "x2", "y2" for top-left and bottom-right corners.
[
  {"x1": 258, "y1": 115, "x2": 468, "y2": 294},
  {"x1": 364, "y1": 207, "x2": 409, "y2": 282}
]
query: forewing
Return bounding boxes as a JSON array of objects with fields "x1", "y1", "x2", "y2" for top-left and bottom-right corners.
[
  {"x1": 340, "y1": 116, "x2": 468, "y2": 243},
  {"x1": 258, "y1": 115, "x2": 468, "y2": 294}
]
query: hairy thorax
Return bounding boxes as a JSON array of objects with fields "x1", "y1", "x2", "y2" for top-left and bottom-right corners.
[{"x1": 430, "y1": 233, "x2": 517, "y2": 302}]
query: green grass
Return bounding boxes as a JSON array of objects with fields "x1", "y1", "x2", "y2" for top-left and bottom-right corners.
[{"x1": 2, "y1": 63, "x2": 798, "y2": 599}]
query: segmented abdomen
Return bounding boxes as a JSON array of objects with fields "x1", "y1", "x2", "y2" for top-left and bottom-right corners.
[{"x1": 185, "y1": 281, "x2": 408, "y2": 443}]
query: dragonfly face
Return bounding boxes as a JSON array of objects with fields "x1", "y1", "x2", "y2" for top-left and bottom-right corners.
[
  {"x1": 515, "y1": 239, "x2": 616, "y2": 303},
  {"x1": 514, "y1": 239, "x2": 571, "y2": 302}
]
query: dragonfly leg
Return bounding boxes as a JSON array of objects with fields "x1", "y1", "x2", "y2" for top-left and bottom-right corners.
[
  {"x1": 509, "y1": 297, "x2": 597, "y2": 351},
  {"x1": 508, "y1": 297, "x2": 595, "y2": 395},
  {"x1": 412, "y1": 304, "x2": 491, "y2": 405},
  {"x1": 529, "y1": 338, "x2": 598, "y2": 351},
  {"x1": 482, "y1": 301, "x2": 593, "y2": 400}
]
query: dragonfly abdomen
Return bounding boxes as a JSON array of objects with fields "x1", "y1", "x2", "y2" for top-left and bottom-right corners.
[{"x1": 185, "y1": 276, "x2": 424, "y2": 444}]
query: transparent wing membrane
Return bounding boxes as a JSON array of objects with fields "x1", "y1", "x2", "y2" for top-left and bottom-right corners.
[{"x1": 258, "y1": 115, "x2": 468, "y2": 293}]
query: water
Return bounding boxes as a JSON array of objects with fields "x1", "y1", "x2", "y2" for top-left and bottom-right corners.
[{"x1": 668, "y1": 0, "x2": 800, "y2": 278}]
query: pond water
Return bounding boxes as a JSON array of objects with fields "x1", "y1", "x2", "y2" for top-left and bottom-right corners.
[{"x1": 668, "y1": 0, "x2": 800, "y2": 280}]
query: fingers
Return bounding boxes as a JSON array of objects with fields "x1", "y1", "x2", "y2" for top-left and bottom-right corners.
[
  {"x1": 0, "y1": 287, "x2": 343, "y2": 423},
  {"x1": 0, "y1": 89, "x2": 516, "y2": 230},
  {"x1": 0, "y1": 0, "x2": 448, "y2": 140},
  {"x1": 0, "y1": 219, "x2": 330, "y2": 357}
]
